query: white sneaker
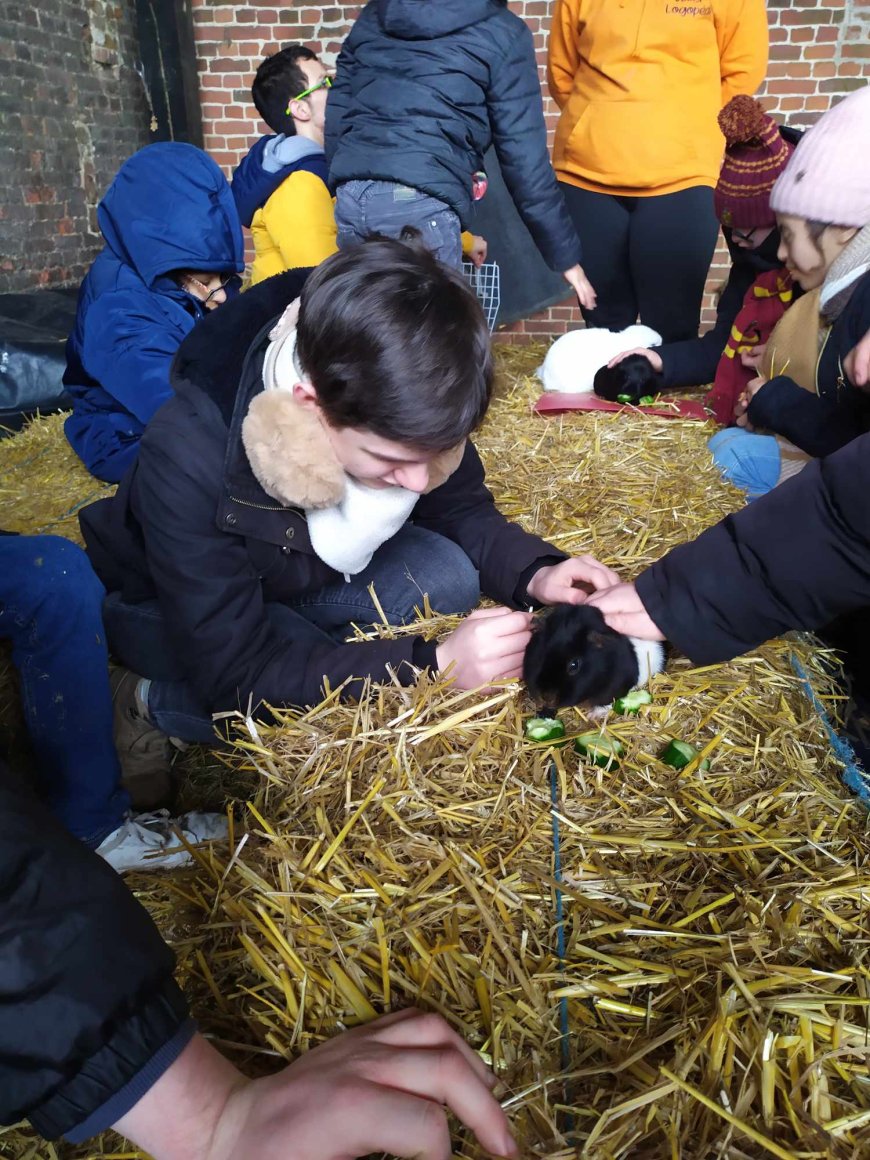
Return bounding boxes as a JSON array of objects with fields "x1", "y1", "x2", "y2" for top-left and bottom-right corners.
[{"x1": 95, "y1": 809, "x2": 229, "y2": 872}]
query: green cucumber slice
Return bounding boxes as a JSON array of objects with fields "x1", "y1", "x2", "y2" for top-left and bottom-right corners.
[
  {"x1": 613, "y1": 689, "x2": 653, "y2": 715},
  {"x1": 524, "y1": 717, "x2": 566, "y2": 743},
  {"x1": 616, "y1": 393, "x2": 636, "y2": 404},
  {"x1": 575, "y1": 731, "x2": 624, "y2": 768},
  {"x1": 638, "y1": 395, "x2": 656, "y2": 406},
  {"x1": 659, "y1": 739, "x2": 711, "y2": 770}
]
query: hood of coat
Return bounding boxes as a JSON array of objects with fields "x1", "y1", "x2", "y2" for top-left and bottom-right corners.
[
  {"x1": 821, "y1": 222, "x2": 870, "y2": 322},
  {"x1": 98, "y1": 142, "x2": 244, "y2": 290},
  {"x1": 376, "y1": 0, "x2": 504, "y2": 39}
]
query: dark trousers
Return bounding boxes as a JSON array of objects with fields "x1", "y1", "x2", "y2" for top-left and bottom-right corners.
[
  {"x1": 560, "y1": 183, "x2": 720, "y2": 342},
  {"x1": 0, "y1": 536, "x2": 128, "y2": 845}
]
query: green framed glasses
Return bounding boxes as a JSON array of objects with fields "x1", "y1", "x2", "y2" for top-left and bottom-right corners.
[{"x1": 286, "y1": 75, "x2": 333, "y2": 114}]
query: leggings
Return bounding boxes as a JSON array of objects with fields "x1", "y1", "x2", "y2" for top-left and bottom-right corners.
[{"x1": 559, "y1": 184, "x2": 719, "y2": 342}]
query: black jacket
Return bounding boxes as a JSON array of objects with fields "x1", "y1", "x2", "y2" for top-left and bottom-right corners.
[
  {"x1": 324, "y1": 0, "x2": 582, "y2": 272},
  {"x1": 747, "y1": 272, "x2": 870, "y2": 457},
  {"x1": 636, "y1": 431, "x2": 870, "y2": 665},
  {"x1": 81, "y1": 271, "x2": 566, "y2": 716},
  {"x1": 658, "y1": 127, "x2": 804, "y2": 391},
  {"x1": 659, "y1": 228, "x2": 788, "y2": 390},
  {"x1": 0, "y1": 771, "x2": 192, "y2": 1141}
]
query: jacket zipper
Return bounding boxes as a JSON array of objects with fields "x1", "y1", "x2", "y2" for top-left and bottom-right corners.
[{"x1": 228, "y1": 494, "x2": 294, "y2": 513}]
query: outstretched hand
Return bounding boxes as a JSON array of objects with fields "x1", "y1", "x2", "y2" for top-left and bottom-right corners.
[
  {"x1": 526, "y1": 556, "x2": 621, "y2": 606},
  {"x1": 607, "y1": 347, "x2": 663, "y2": 373},
  {"x1": 436, "y1": 606, "x2": 533, "y2": 690},
  {"x1": 115, "y1": 1011, "x2": 517, "y2": 1160},
  {"x1": 586, "y1": 582, "x2": 666, "y2": 640}
]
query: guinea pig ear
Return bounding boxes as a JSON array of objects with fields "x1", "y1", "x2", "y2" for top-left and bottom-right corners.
[{"x1": 589, "y1": 631, "x2": 609, "y2": 649}]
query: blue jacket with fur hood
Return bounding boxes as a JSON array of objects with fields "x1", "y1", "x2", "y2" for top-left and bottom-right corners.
[
  {"x1": 325, "y1": 0, "x2": 582, "y2": 272},
  {"x1": 63, "y1": 143, "x2": 243, "y2": 483}
]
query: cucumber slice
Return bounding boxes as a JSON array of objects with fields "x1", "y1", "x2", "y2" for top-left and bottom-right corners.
[
  {"x1": 575, "y1": 731, "x2": 624, "y2": 768},
  {"x1": 613, "y1": 689, "x2": 653, "y2": 715},
  {"x1": 524, "y1": 716, "x2": 566, "y2": 743},
  {"x1": 616, "y1": 393, "x2": 636, "y2": 404},
  {"x1": 638, "y1": 395, "x2": 656, "y2": 406},
  {"x1": 659, "y1": 739, "x2": 711, "y2": 770}
]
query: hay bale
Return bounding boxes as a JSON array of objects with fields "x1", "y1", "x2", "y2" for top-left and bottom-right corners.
[{"x1": 3, "y1": 350, "x2": 869, "y2": 1159}]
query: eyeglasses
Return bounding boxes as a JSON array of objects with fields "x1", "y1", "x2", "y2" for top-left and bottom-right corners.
[
  {"x1": 286, "y1": 74, "x2": 332, "y2": 113},
  {"x1": 183, "y1": 273, "x2": 241, "y2": 305}
]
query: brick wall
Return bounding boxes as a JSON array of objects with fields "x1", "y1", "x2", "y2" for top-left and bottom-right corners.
[
  {"x1": 0, "y1": 1, "x2": 150, "y2": 293},
  {"x1": 138, "y1": 3, "x2": 870, "y2": 337}
]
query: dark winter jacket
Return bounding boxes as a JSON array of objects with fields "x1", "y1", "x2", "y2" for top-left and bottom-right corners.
[
  {"x1": 659, "y1": 228, "x2": 788, "y2": 390},
  {"x1": 231, "y1": 134, "x2": 330, "y2": 229},
  {"x1": 658, "y1": 128, "x2": 803, "y2": 390},
  {"x1": 80, "y1": 271, "x2": 566, "y2": 716},
  {"x1": 324, "y1": 0, "x2": 582, "y2": 272},
  {"x1": 746, "y1": 271, "x2": 870, "y2": 457},
  {"x1": 64, "y1": 143, "x2": 244, "y2": 484},
  {"x1": 0, "y1": 771, "x2": 193, "y2": 1142},
  {"x1": 636, "y1": 431, "x2": 870, "y2": 665}
]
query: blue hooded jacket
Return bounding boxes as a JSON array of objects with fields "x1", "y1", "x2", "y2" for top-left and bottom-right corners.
[{"x1": 64, "y1": 142, "x2": 244, "y2": 483}]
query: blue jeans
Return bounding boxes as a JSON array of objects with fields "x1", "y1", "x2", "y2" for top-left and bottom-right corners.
[
  {"x1": 0, "y1": 535, "x2": 129, "y2": 846},
  {"x1": 103, "y1": 524, "x2": 480, "y2": 743},
  {"x1": 335, "y1": 180, "x2": 463, "y2": 268},
  {"x1": 708, "y1": 428, "x2": 781, "y2": 501}
]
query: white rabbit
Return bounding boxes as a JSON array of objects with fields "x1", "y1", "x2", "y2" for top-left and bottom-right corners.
[{"x1": 537, "y1": 324, "x2": 663, "y2": 394}]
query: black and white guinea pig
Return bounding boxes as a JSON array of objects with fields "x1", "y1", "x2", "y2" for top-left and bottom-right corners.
[
  {"x1": 522, "y1": 604, "x2": 665, "y2": 715},
  {"x1": 593, "y1": 354, "x2": 664, "y2": 404}
]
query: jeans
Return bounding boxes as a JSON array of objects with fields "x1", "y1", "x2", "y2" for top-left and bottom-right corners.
[
  {"x1": 335, "y1": 180, "x2": 463, "y2": 268},
  {"x1": 0, "y1": 535, "x2": 128, "y2": 846},
  {"x1": 103, "y1": 524, "x2": 481, "y2": 743},
  {"x1": 708, "y1": 428, "x2": 781, "y2": 500},
  {"x1": 559, "y1": 184, "x2": 720, "y2": 342}
]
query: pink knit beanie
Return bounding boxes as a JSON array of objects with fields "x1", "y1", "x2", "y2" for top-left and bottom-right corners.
[{"x1": 771, "y1": 84, "x2": 870, "y2": 227}]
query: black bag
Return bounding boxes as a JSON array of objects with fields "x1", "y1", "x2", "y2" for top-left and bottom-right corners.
[{"x1": 0, "y1": 289, "x2": 78, "y2": 433}]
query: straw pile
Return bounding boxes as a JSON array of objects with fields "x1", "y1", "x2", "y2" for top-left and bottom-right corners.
[{"x1": 2, "y1": 350, "x2": 870, "y2": 1159}]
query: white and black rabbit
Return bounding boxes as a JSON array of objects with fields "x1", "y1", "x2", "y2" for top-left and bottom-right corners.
[
  {"x1": 537, "y1": 325, "x2": 662, "y2": 394},
  {"x1": 522, "y1": 604, "x2": 665, "y2": 716}
]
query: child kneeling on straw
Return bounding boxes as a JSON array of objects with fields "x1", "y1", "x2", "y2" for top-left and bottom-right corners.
[
  {"x1": 80, "y1": 231, "x2": 617, "y2": 744},
  {"x1": 708, "y1": 84, "x2": 870, "y2": 500}
]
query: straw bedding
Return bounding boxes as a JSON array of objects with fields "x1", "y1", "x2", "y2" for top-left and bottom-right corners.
[{"x1": 1, "y1": 348, "x2": 869, "y2": 1159}]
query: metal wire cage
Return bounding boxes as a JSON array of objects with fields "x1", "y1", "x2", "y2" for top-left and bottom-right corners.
[{"x1": 462, "y1": 260, "x2": 501, "y2": 333}]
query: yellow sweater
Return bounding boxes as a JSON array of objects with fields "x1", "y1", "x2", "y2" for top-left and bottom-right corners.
[
  {"x1": 250, "y1": 169, "x2": 338, "y2": 284},
  {"x1": 547, "y1": 0, "x2": 768, "y2": 197}
]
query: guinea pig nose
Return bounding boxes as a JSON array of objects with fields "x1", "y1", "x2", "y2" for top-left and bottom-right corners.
[{"x1": 539, "y1": 705, "x2": 558, "y2": 718}]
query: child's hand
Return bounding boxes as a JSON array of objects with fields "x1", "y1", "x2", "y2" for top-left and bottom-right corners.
[
  {"x1": 526, "y1": 556, "x2": 621, "y2": 605},
  {"x1": 845, "y1": 326, "x2": 870, "y2": 389},
  {"x1": 734, "y1": 376, "x2": 767, "y2": 429},
  {"x1": 563, "y1": 264, "x2": 597, "y2": 310},
  {"x1": 464, "y1": 235, "x2": 488, "y2": 267},
  {"x1": 607, "y1": 347, "x2": 663, "y2": 373},
  {"x1": 740, "y1": 343, "x2": 767, "y2": 371}
]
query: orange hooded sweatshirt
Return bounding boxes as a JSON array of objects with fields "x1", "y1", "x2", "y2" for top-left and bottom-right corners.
[{"x1": 547, "y1": 0, "x2": 768, "y2": 197}]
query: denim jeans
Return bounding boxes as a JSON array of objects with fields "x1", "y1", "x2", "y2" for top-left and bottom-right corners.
[
  {"x1": 708, "y1": 428, "x2": 781, "y2": 501},
  {"x1": 0, "y1": 535, "x2": 129, "y2": 846},
  {"x1": 334, "y1": 180, "x2": 463, "y2": 268},
  {"x1": 103, "y1": 524, "x2": 480, "y2": 743}
]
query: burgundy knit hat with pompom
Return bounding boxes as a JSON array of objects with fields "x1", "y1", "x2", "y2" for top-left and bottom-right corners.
[{"x1": 714, "y1": 95, "x2": 795, "y2": 230}]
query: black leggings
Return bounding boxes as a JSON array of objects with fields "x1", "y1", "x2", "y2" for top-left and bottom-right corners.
[{"x1": 560, "y1": 183, "x2": 720, "y2": 342}]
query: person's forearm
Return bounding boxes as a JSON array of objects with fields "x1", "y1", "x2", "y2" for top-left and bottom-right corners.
[{"x1": 113, "y1": 1034, "x2": 248, "y2": 1160}]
